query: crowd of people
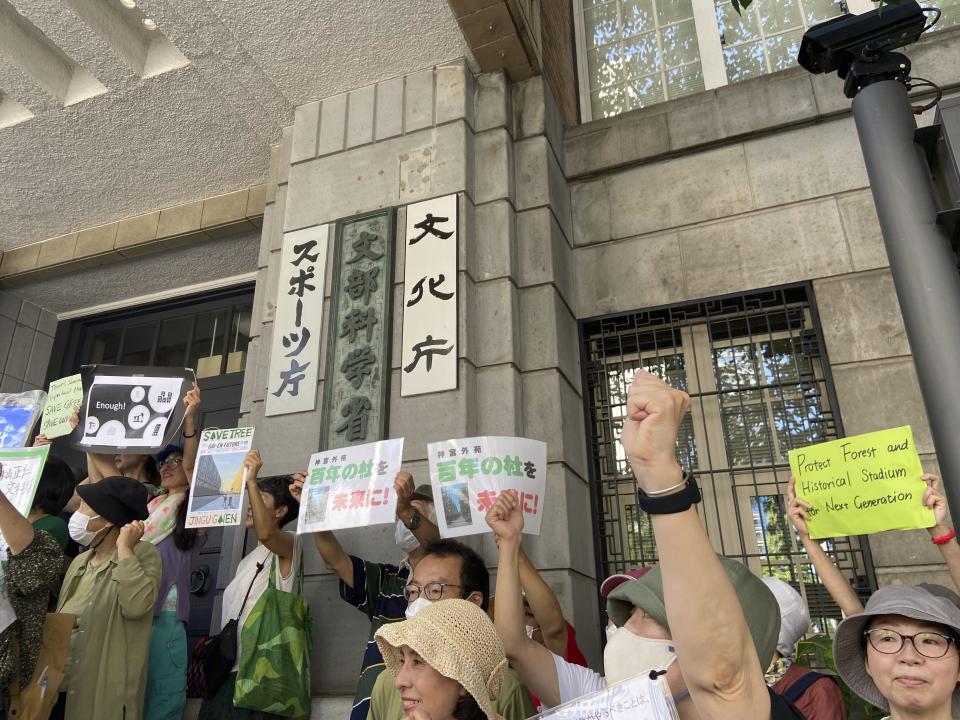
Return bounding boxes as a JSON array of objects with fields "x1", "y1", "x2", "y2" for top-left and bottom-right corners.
[{"x1": 1, "y1": 371, "x2": 959, "y2": 720}]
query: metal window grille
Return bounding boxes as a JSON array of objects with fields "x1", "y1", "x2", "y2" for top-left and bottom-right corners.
[{"x1": 580, "y1": 284, "x2": 876, "y2": 635}]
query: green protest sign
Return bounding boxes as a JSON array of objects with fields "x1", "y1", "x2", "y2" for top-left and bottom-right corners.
[
  {"x1": 788, "y1": 426, "x2": 935, "y2": 539},
  {"x1": 40, "y1": 374, "x2": 84, "y2": 439}
]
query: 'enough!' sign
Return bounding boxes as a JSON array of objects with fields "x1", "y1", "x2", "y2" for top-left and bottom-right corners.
[{"x1": 788, "y1": 426, "x2": 935, "y2": 539}]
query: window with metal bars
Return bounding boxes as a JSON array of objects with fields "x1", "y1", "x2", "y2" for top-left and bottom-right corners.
[{"x1": 581, "y1": 284, "x2": 876, "y2": 635}]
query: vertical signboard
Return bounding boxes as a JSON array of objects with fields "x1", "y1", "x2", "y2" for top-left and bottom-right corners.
[
  {"x1": 320, "y1": 210, "x2": 395, "y2": 449},
  {"x1": 401, "y1": 194, "x2": 458, "y2": 397},
  {"x1": 265, "y1": 225, "x2": 329, "y2": 416}
]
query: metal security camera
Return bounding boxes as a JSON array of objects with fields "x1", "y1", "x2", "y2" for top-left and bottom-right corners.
[{"x1": 797, "y1": 1, "x2": 928, "y2": 77}]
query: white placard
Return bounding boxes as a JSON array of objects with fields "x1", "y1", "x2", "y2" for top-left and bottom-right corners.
[
  {"x1": 265, "y1": 225, "x2": 329, "y2": 416},
  {"x1": 185, "y1": 427, "x2": 255, "y2": 528},
  {"x1": 536, "y1": 674, "x2": 679, "y2": 720},
  {"x1": 401, "y1": 194, "x2": 458, "y2": 397},
  {"x1": 297, "y1": 438, "x2": 405, "y2": 533},
  {"x1": 428, "y1": 436, "x2": 546, "y2": 538}
]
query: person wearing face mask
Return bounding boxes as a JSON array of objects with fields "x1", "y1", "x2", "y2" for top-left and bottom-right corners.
[
  {"x1": 375, "y1": 599, "x2": 508, "y2": 720},
  {"x1": 366, "y1": 538, "x2": 536, "y2": 720},
  {"x1": 52, "y1": 475, "x2": 160, "y2": 720},
  {"x1": 289, "y1": 469, "x2": 441, "y2": 720},
  {"x1": 763, "y1": 577, "x2": 847, "y2": 720}
]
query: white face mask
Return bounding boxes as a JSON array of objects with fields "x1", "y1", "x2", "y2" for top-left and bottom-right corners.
[
  {"x1": 405, "y1": 597, "x2": 432, "y2": 620},
  {"x1": 395, "y1": 520, "x2": 420, "y2": 554},
  {"x1": 68, "y1": 512, "x2": 102, "y2": 546},
  {"x1": 603, "y1": 630, "x2": 677, "y2": 687}
]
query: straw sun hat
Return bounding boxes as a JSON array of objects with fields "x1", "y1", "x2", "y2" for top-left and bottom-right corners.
[
  {"x1": 834, "y1": 585, "x2": 960, "y2": 718},
  {"x1": 375, "y1": 599, "x2": 508, "y2": 720}
]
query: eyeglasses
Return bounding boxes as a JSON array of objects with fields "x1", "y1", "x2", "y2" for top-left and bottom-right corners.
[
  {"x1": 403, "y1": 581, "x2": 461, "y2": 602},
  {"x1": 865, "y1": 628, "x2": 957, "y2": 659},
  {"x1": 158, "y1": 457, "x2": 183, "y2": 470}
]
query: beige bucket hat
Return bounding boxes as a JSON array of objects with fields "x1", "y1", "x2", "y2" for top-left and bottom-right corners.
[
  {"x1": 834, "y1": 585, "x2": 960, "y2": 718},
  {"x1": 375, "y1": 599, "x2": 508, "y2": 720}
]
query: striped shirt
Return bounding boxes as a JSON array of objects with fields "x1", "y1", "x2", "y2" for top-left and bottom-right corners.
[{"x1": 341, "y1": 555, "x2": 410, "y2": 720}]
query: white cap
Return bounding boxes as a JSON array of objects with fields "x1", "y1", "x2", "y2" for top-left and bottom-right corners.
[{"x1": 762, "y1": 577, "x2": 810, "y2": 660}]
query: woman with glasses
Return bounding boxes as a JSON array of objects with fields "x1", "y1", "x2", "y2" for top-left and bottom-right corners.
[
  {"x1": 141, "y1": 384, "x2": 201, "y2": 720},
  {"x1": 834, "y1": 585, "x2": 960, "y2": 719}
]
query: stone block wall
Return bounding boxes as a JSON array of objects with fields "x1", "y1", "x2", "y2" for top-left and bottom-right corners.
[{"x1": 230, "y1": 62, "x2": 599, "y2": 711}]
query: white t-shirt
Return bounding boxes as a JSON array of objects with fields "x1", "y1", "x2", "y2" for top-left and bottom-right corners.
[
  {"x1": 553, "y1": 651, "x2": 606, "y2": 704},
  {"x1": 220, "y1": 534, "x2": 301, "y2": 670}
]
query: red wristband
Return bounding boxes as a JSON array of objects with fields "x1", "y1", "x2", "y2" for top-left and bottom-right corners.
[{"x1": 932, "y1": 529, "x2": 956, "y2": 545}]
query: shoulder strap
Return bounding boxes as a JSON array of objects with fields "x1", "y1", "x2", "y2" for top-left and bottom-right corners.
[
  {"x1": 768, "y1": 687, "x2": 807, "y2": 720},
  {"x1": 782, "y1": 670, "x2": 832, "y2": 704},
  {"x1": 235, "y1": 560, "x2": 266, "y2": 619}
]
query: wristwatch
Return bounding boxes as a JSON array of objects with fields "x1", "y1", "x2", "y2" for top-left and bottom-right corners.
[
  {"x1": 405, "y1": 509, "x2": 422, "y2": 531},
  {"x1": 636, "y1": 472, "x2": 702, "y2": 515}
]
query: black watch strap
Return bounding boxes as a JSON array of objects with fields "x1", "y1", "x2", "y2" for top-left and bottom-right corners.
[{"x1": 636, "y1": 472, "x2": 702, "y2": 515}]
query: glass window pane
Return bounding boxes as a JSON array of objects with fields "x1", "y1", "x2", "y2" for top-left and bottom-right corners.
[
  {"x1": 585, "y1": 2, "x2": 620, "y2": 47},
  {"x1": 620, "y1": 0, "x2": 655, "y2": 37},
  {"x1": 226, "y1": 304, "x2": 252, "y2": 374},
  {"x1": 154, "y1": 316, "x2": 192, "y2": 368},
  {"x1": 803, "y1": 0, "x2": 846, "y2": 25},
  {"x1": 625, "y1": 73, "x2": 665, "y2": 109},
  {"x1": 925, "y1": 0, "x2": 960, "y2": 30},
  {"x1": 657, "y1": 0, "x2": 694, "y2": 26},
  {"x1": 661, "y1": 19, "x2": 700, "y2": 67},
  {"x1": 722, "y1": 404, "x2": 773, "y2": 465},
  {"x1": 666, "y1": 62, "x2": 705, "y2": 100},
  {"x1": 88, "y1": 328, "x2": 121, "y2": 364},
  {"x1": 756, "y1": 0, "x2": 804, "y2": 35},
  {"x1": 766, "y1": 28, "x2": 804, "y2": 72},
  {"x1": 622, "y1": 32, "x2": 660, "y2": 79},
  {"x1": 723, "y1": 40, "x2": 766, "y2": 83},
  {"x1": 714, "y1": 345, "x2": 760, "y2": 390},
  {"x1": 588, "y1": 44, "x2": 624, "y2": 91},
  {"x1": 591, "y1": 83, "x2": 627, "y2": 119},
  {"x1": 190, "y1": 310, "x2": 227, "y2": 379},
  {"x1": 119, "y1": 323, "x2": 155, "y2": 365},
  {"x1": 716, "y1": 1, "x2": 761, "y2": 45}
]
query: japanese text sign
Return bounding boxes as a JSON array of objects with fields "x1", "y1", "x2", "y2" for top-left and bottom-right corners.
[
  {"x1": 535, "y1": 674, "x2": 678, "y2": 720},
  {"x1": 265, "y1": 224, "x2": 330, "y2": 417},
  {"x1": 0, "y1": 445, "x2": 49, "y2": 552},
  {"x1": 70, "y1": 365, "x2": 194, "y2": 454},
  {"x1": 185, "y1": 426, "x2": 255, "y2": 528},
  {"x1": 321, "y1": 210, "x2": 395, "y2": 449},
  {"x1": 0, "y1": 391, "x2": 45, "y2": 448},
  {"x1": 40, "y1": 374, "x2": 84, "y2": 439},
  {"x1": 788, "y1": 426, "x2": 935, "y2": 539},
  {"x1": 428, "y1": 436, "x2": 546, "y2": 538},
  {"x1": 296, "y1": 438, "x2": 404, "y2": 533},
  {"x1": 401, "y1": 194, "x2": 458, "y2": 397}
]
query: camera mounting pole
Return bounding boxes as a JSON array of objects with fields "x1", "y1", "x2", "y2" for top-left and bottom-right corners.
[{"x1": 849, "y1": 55, "x2": 960, "y2": 517}]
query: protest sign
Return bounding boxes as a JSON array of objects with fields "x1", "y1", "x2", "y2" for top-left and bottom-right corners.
[
  {"x1": 70, "y1": 365, "x2": 195, "y2": 454},
  {"x1": 40, "y1": 374, "x2": 84, "y2": 438},
  {"x1": 535, "y1": 673, "x2": 679, "y2": 720},
  {"x1": 788, "y1": 425, "x2": 935, "y2": 539},
  {"x1": 0, "y1": 446, "x2": 49, "y2": 550},
  {"x1": 185, "y1": 427, "x2": 255, "y2": 528},
  {"x1": 428, "y1": 436, "x2": 546, "y2": 539},
  {"x1": 0, "y1": 390, "x2": 46, "y2": 448},
  {"x1": 297, "y1": 438, "x2": 404, "y2": 533}
]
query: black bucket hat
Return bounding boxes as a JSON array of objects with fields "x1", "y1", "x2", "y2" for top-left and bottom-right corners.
[{"x1": 76, "y1": 476, "x2": 150, "y2": 526}]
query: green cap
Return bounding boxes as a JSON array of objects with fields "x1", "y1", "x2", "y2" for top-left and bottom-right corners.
[{"x1": 606, "y1": 555, "x2": 781, "y2": 667}]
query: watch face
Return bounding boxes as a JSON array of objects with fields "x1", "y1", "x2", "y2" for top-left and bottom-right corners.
[{"x1": 408, "y1": 509, "x2": 422, "y2": 530}]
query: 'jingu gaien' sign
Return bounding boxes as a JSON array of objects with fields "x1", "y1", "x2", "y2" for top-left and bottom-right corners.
[{"x1": 320, "y1": 210, "x2": 395, "y2": 449}]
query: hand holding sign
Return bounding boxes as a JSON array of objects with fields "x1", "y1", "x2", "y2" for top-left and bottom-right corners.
[
  {"x1": 289, "y1": 470, "x2": 307, "y2": 504},
  {"x1": 395, "y1": 471, "x2": 416, "y2": 516},
  {"x1": 922, "y1": 474, "x2": 951, "y2": 536},
  {"x1": 485, "y1": 489, "x2": 523, "y2": 544},
  {"x1": 623, "y1": 370, "x2": 689, "y2": 494}
]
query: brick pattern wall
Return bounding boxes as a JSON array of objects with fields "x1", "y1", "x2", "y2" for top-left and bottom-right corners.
[
  {"x1": 539, "y1": 0, "x2": 578, "y2": 126},
  {"x1": 0, "y1": 290, "x2": 56, "y2": 393}
]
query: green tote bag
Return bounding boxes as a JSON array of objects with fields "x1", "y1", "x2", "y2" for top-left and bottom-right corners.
[{"x1": 233, "y1": 555, "x2": 313, "y2": 718}]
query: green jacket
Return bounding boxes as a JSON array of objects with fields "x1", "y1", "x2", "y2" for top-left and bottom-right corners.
[
  {"x1": 57, "y1": 541, "x2": 160, "y2": 720},
  {"x1": 367, "y1": 663, "x2": 537, "y2": 720}
]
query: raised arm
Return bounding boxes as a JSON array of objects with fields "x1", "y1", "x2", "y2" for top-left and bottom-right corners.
[
  {"x1": 923, "y1": 474, "x2": 960, "y2": 594},
  {"x1": 787, "y1": 475, "x2": 864, "y2": 616},
  {"x1": 244, "y1": 450, "x2": 294, "y2": 565},
  {"x1": 0, "y1": 465, "x2": 35, "y2": 555},
  {"x1": 518, "y1": 545, "x2": 568, "y2": 656},
  {"x1": 115, "y1": 523, "x2": 160, "y2": 619},
  {"x1": 394, "y1": 471, "x2": 440, "y2": 548},
  {"x1": 488, "y1": 491, "x2": 561, "y2": 708},
  {"x1": 181, "y1": 383, "x2": 201, "y2": 480},
  {"x1": 289, "y1": 472, "x2": 354, "y2": 587},
  {"x1": 623, "y1": 370, "x2": 770, "y2": 719}
]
